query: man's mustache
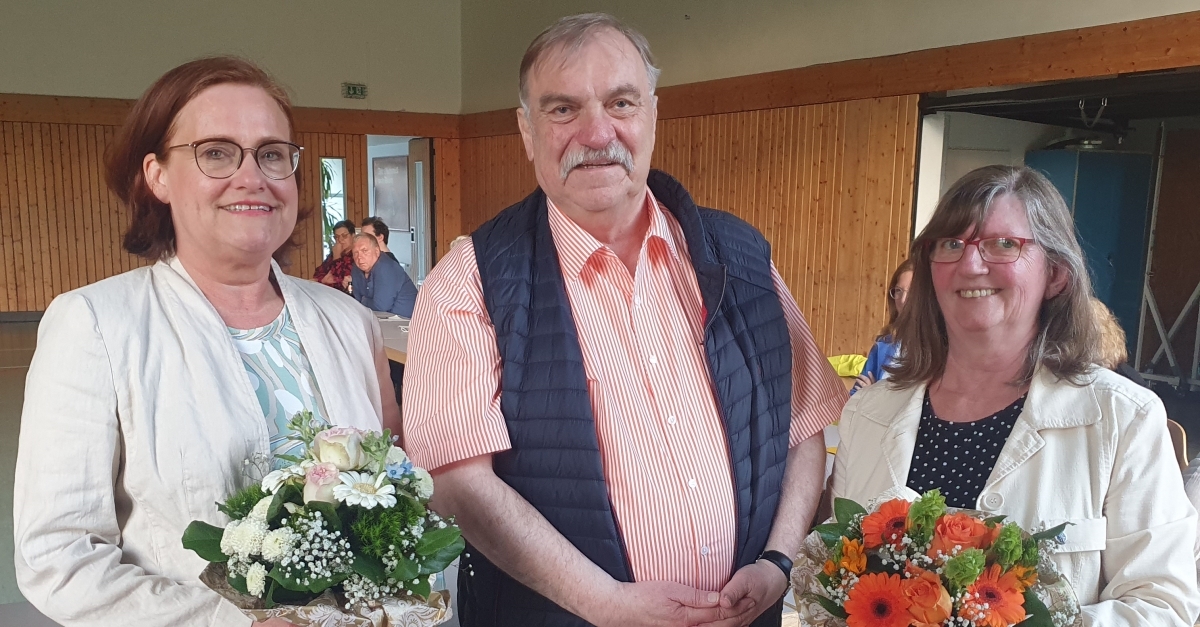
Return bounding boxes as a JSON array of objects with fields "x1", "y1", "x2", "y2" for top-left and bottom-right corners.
[{"x1": 559, "y1": 141, "x2": 635, "y2": 181}]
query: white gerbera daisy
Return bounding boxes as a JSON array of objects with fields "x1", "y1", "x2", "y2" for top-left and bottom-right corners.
[
  {"x1": 333, "y1": 471, "x2": 397, "y2": 509},
  {"x1": 246, "y1": 562, "x2": 267, "y2": 597},
  {"x1": 260, "y1": 527, "x2": 298, "y2": 562},
  {"x1": 260, "y1": 465, "x2": 305, "y2": 493}
]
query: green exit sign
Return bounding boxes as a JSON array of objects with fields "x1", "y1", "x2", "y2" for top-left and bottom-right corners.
[{"x1": 342, "y1": 83, "x2": 368, "y2": 99}]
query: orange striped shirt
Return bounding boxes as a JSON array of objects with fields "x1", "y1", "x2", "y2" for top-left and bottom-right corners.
[{"x1": 403, "y1": 188, "x2": 846, "y2": 591}]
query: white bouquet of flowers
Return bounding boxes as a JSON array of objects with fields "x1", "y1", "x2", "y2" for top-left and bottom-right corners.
[{"x1": 182, "y1": 412, "x2": 461, "y2": 626}]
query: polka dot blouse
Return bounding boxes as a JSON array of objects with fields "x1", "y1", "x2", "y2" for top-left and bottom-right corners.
[{"x1": 905, "y1": 391, "x2": 1025, "y2": 509}]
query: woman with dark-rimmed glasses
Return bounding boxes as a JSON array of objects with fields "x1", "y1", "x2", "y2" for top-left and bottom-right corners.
[
  {"x1": 13, "y1": 57, "x2": 399, "y2": 627},
  {"x1": 832, "y1": 165, "x2": 1199, "y2": 625}
]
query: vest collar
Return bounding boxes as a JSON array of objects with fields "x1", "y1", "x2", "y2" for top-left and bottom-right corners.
[{"x1": 646, "y1": 170, "x2": 727, "y2": 327}]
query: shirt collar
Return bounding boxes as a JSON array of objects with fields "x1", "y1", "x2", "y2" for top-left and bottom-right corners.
[{"x1": 546, "y1": 187, "x2": 685, "y2": 281}]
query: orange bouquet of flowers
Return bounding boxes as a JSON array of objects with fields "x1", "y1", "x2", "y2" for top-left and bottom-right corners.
[{"x1": 791, "y1": 488, "x2": 1081, "y2": 627}]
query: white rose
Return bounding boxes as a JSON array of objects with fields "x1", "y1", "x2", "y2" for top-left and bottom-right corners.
[
  {"x1": 248, "y1": 496, "x2": 274, "y2": 521},
  {"x1": 311, "y1": 427, "x2": 369, "y2": 471},
  {"x1": 246, "y1": 562, "x2": 267, "y2": 597},
  {"x1": 412, "y1": 467, "x2": 434, "y2": 500},
  {"x1": 260, "y1": 527, "x2": 298, "y2": 562}
]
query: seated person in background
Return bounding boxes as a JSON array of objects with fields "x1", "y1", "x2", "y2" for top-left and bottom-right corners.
[
  {"x1": 851, "y1": 259, "x2": 912, "y2": 394},
  {"x1": 312, "y1": 219, "x2": 356, "y2": 293},
  {"x1": 833, "y1": 165, "x2": 1199, "y2": 625},
  {"x1": 361, "y1": 216, "x2": 397, "y2": 263},
  {"x1": 351, "y1": 233, "x2": 418, "y2": 317},
  {"x1": 1091, "y1": 297, "x2": 1148, "y2": 387}
]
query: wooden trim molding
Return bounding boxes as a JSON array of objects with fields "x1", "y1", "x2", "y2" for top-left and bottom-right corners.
[
  {"x1": 291, "y1": 107, "x2": 460, "y2": 138},
  {"x1": 0, "y1": 94, "x2": 132, "y2": 127},
  {"x1": 0, "y1": 94, "x2": 463, "y2": 138},
  {"x1": 460, "y1": 9, "x2": 1200, "y2": 137}
]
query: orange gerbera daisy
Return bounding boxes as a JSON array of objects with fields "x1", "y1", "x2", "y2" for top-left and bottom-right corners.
[
  {"x1": 962, "y1": 564, "x2": 1027, "y2": 627},
  {"x1": 1008, "y1": 564, "x2": 1038, "y2": 591},
  {"x1": 844, "y1": 572, "x2": 912, "y2": 627},
  {"x1": 861, "y1": 499, "x2": 911, "y2": 549},
  {"x1": 840, "y1": 538, "x2": 867, "y2": 575}
]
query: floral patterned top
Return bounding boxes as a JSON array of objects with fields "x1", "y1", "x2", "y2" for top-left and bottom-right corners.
[
  {"x1": 312, "y1": 252, "x2": 355, "y2": 294},
  {"x1": 228, "y1": 307, "x2": 330, "y2": 462}
]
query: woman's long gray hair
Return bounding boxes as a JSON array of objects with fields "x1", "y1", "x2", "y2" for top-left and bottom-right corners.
[{"x1": 887, "y1": 165, "x2": 1099, "y2": 387}]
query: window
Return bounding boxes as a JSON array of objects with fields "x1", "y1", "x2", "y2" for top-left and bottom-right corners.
[{"x1": 320, "y1": 158, "x2": 347, "y2": 259}]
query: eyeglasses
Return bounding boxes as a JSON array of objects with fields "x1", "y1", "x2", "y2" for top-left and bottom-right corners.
[
  {"x1": 889, "y1": 287, "x2": 908, "y2": 299},
  {"x1": 929, "y1": 236, "x2": 1033, "y2": 264},
  {"x1": 167, "y1": 139, "x2": 303, "y2": 180}
]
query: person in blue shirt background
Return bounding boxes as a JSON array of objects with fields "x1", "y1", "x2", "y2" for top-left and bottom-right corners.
[
  {"x1": 851, "y1": 259, "x2": 912, "y2": 395},
  {"x1": 350, "y1": 233, "x2": 418, "y2": 317}
]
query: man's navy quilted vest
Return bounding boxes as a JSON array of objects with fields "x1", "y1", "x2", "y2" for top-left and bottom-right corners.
[{"x1": 463, "y1": 170, "x2": 792, "y2": 627}]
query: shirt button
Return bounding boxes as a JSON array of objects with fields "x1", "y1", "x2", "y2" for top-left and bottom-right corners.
[
  {"x1": 667, "y1": 415, "x2": 677, "y2": 426},
  {"x1": 649, "y1": 354, "x2": 658, "y2": 365},
  {"x1": 687, "y1": 479, "x2": 698, "y2": 489},
  {"x1": 634, "y1": 296, "x2": 642, "y2": 306},
  {"x1": 983, "y1": 493, "x2": 1003, "y2": 510},
  {"x1": 700, "y1": 546, "x2": 710, "y2": 556}
]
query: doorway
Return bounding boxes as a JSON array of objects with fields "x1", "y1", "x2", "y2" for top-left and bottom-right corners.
[{"x1": 367, "y1": 135, "x2": 434, "y2": 283}]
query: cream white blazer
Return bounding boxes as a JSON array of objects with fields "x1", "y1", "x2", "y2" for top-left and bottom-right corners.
[
  {"x1": 832, "y1": 367, "x2": 1199, "y2": 627},
  {"x1": 13, "y1": 258, "x2": 397, "y2": 627}
]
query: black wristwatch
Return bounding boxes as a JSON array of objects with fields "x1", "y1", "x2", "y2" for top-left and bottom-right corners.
[{"x1": 756, "y1": 549, "x2": 793, "y2": 583}]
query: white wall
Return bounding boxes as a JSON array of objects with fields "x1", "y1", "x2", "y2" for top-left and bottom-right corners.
[
  {"x1": 460, "y1": 0, "x2": 1198, "y2": 113},
  {"x1": 913, "y1": 112, "x2": 1069, "y2": 235},
  {"x1": 0, "y1": 0, "x2": 462, "y2": 113},
  {"x1": 940, "y1": 112, "x2": 1067, "y2": 194}
]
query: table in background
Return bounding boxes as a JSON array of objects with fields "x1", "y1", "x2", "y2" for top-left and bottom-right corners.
[{"x1": 378, "y1": 317, "x2": 409, "y2": 364}]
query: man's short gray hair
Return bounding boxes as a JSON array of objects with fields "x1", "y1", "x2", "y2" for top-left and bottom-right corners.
[
  {"x1": 354, "y1": 233, "x2": 379, "y2": 249},
  {"x1": 518, "y1": 13, "x2": 662, "y2": 111}
]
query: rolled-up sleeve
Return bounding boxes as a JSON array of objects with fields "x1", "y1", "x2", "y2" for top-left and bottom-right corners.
[
  {"x1": 1088, "y1": 397, "x2": 1200, "y2": 626},
  {"x1": 13, "y1": 293, "x2": 250, "y2": 627},
  {"x1": 772, "y1": 264, "x2": 848, "y2": 446},
  {"x1": 402, "y1": 241, "x2": 511, "y2": 471}
]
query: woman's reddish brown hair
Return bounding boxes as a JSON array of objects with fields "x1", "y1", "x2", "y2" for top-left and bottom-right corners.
[{"x1": 105, "y1": 56, "x2": 303, "y2": 262}]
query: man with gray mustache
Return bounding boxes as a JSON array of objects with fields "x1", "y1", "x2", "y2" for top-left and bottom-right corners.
[{"x1": 403, "y1": 12, "x2": 846, "y2": 627}]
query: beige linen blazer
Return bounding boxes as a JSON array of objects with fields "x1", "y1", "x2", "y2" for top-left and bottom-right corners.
[
  {"x1": 833, "y1": 367, "x2": 1200, "y2": 626},
  {"x1": 13, "y1": 258, "x2": 396, "y2": 627}
]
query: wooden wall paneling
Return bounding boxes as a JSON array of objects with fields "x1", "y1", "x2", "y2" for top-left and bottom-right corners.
[
  {"x1": 47, "y1": 125, "x2": 68, "y2": 293},
  {"x1": 16, "y1": 123, "x2": 43, "y2": 308},
  {"x1": 82, "y1": 124, "x2": 106, "y2": 284},
  {"x1": 457, "y1": 134, "x2": 536, "y2": 235},
  {"x1": 67, "y1": 124, "x2": 85, "y2": 290},
  {"x1": 640, "y1": 95, "x2": 917, "y2": 355},
  {"x1": 53, "y1": 124, "x2": 73, "y2": 290},
  {"x1": 0, "y1": 124, "x2": 14, "y2": 310},
  {"x1": 67, "y1": 124, "x2": 88, "y2": 291},
  {"x1": 432, "y1": 137, "x2": 463, "y2": 260}
]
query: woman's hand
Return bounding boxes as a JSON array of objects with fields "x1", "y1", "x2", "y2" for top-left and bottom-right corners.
[
  {"x1": 253, "y1": 619, "x2": 298, "y2": 627},
  {"x1": 332, "y1": 240, "x2": 347, "y2": 259},
  {"x1": 851, "y1": 371, "x2": 875, "y2": 393}
]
